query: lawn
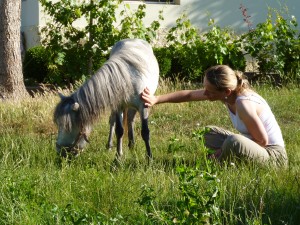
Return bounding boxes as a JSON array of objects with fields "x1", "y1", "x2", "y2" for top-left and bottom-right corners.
[{"x1": 0, "y1": 82, "x2": 299, "y2": 224}]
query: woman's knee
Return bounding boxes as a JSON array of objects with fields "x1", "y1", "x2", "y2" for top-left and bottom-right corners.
[
  {"x1": 222, "y1": 134, "x2": 240, "y2": 151},
  {"x1": 221, "y1": 134, "x2": 245, "y2": 159},
  {"x1": 222, "y1": 134, "x2": 241, "y2": 149},
  {"x1": 204, "y1": 126, "x2": 227, "y2": 150}
]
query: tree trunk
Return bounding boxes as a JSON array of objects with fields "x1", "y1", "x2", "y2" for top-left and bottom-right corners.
[{"x1": 0, "y1": 0, "x2": 29, "y2": 101}]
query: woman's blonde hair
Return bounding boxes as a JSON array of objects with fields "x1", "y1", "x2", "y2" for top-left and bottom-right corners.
[{"x1": 204, "y1": 65, "x2": 250, "y2": 94}]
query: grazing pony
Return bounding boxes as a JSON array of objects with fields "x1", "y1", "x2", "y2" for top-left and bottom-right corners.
[{"x1": 54, "y1": 39, "x2": 159, "y2": 159}]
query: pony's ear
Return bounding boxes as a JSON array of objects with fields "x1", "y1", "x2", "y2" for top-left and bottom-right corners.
[
  {"x1": 71, "y1": 102, "x2": 80, "y2": 111},
  {"x1": 58, "y1": 92, "x2": 66, "y2": 100}
]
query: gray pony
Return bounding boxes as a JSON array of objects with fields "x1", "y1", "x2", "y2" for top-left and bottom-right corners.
[{"x1": 53, "y1": 39, "x2": 159, "y2": 159}]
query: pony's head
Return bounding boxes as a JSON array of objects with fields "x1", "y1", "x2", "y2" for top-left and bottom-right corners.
[{"x1": 54, "y1": 93, "x2": 91, "y2": 157}]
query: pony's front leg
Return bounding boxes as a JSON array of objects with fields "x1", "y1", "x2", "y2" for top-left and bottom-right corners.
[
  {"x1": 107, "y1": 111, "x2": 116, "y2": 150},
  {"x1": 115, "y1": 111, "x2": 124, "y2": 157},
  {"x1": 140, "y1": 106, "x2": 152, "y2": 159}
]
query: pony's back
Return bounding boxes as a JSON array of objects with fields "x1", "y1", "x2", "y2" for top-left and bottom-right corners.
[{"x1": 109, "y1": 39, "x2": 159, "y2": 97}]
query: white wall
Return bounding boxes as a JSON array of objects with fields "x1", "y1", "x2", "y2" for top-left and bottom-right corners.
[
  {"x1": 21, "y1": 0, "x2": 300, "y2": 49},
  {"x1": 21, "y1": 0, "x2": 40, "y2": 49},
  {"x1": 124, "y1": 0, "x2": 300, "y2": 32}
]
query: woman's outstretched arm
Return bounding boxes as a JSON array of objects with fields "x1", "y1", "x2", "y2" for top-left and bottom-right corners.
[{"x1": 141, "y1": 87, "x2": 208, "y2": 107}]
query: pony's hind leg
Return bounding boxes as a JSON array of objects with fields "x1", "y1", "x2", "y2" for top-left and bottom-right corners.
[
  {"x1": 127, "y1": 108, "x2": 137, "y2": 149},
  {"x1": 115, "y1": 111, "x2": 124, "y2": 157},
  {"x1": 139, "y1": 106, "x2": 152, "y2": 159},
  {"x1": 107, "y1": 111, "x2": 116, "y2": 150}
]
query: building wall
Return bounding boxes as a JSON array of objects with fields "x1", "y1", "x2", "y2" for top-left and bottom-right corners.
[
  {"x1": 124, "y1": 0, "x2": 300, "y2": 32},
  {"x1": 21, "y1": 0, "x2": 40, "y2": 49},
  {"x1": 21, "y1": 0, "x2": 300, "y2": 49}
]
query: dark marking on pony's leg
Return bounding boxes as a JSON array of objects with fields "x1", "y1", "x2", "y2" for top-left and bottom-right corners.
[
  {"x1": 141, "y1": 107, "x2": 152, "y2": 159},
  {"x1": 115, "y1": 111, "x2": 124, "y2": 157},
  {"x1": 107, "y1": 111, "x2": 116, "y2": 150},
  {"x1": 127, "y1": 108, "x2": 137, "y2": 149},
  {"x1": 141, "y1": 119, "x2": 151, "y2": 159}
]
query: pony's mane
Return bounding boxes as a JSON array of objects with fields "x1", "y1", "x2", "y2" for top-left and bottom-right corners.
[{"x1": 54, "y1": 40, "x2": 153, "y2": 130}]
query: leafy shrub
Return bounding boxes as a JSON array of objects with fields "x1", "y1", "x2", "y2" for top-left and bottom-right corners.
[
  {"x1": 153, "y1": 47, "x2": 172, "y2": 79},
  {"x1": 243, "y1": 8, "x2": 300, "y2": 82},
  {"x1": 203, "y1": 20, "x2": 246, "y2": 71},
  {"x1": 173, "y1": 40, "x2": 206, "y2": 82},
  {"x1": 118, "y1": 4, "x2": 163, "y2": 42},
  {"x1": 164, "y1": 16, "x2": 246, "y2": 82},
  {"x1": 165, "y1": 14, "x2": 204, "y2": 81},
  {"x1": 23, "y1": 46, "x2": 49, "y2": 84}
]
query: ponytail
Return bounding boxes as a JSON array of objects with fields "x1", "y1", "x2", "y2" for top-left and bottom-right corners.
[{"x1": 234, "y1": 70, "x2": 250, "y2": 93}]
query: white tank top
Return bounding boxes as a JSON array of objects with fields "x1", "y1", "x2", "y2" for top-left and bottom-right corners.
[{"x1": 228, "y1": 94, "x2": 285, "y2": 147}]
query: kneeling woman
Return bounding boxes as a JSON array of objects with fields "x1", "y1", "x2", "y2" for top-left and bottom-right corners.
[{"x1": 141, "y1": 65, "x2": 288, "y2": 166}]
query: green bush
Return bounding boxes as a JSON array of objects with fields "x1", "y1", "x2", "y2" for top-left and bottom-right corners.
[
  {"x1": 171, "y1": 40, "x2": 206, "y2": 82},
  {"x1": 23, "y1": 46, "x2": 49, "y2": 84},
  {"x1": 165, "y1": 14, "x2": 204, "y2": 82},
  {"x1": 163, "y1": 16, "x2": 246, "y2": 82},
  {"x1": 153, "y1": 47, "x2": 172, "y2": 79},
  {"x1": 243, "y1": 8, "x2": 300, "y2": 83},
  {"x1": 203, "y1": 22, "x2": 246, "y2": 71}
]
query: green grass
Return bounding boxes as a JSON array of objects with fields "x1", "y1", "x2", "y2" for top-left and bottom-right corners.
[{"x1": 0, "y1": 83, "x2": 299, "y2": 224}]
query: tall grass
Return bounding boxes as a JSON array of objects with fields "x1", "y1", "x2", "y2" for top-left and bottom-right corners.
[{"x1": 0, "y1": 82, "x2": 299, "y2": 224}]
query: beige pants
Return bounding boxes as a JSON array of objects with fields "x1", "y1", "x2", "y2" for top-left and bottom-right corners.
[{"x1": 204, "y1": 126, "x2": 288, "y2": 166}]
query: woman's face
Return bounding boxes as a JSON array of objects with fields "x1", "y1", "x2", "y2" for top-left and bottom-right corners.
[{"x1": 203, "y1": 76, "x2": 225, "y2": 101}]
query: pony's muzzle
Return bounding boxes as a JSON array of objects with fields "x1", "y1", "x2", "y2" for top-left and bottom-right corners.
[{"x1": 56, "y1": 143, "x2": 83, "y2": 158}]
